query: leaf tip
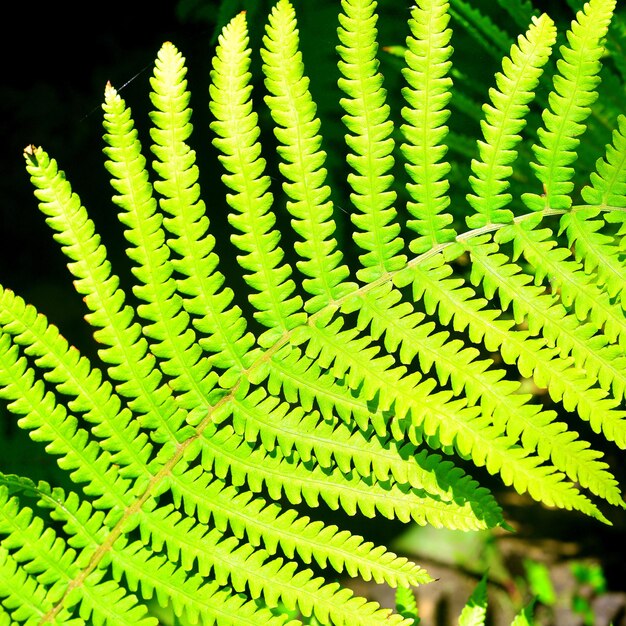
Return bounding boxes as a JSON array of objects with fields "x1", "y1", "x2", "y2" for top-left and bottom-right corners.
[{"x1": 23, "y1": 144, "x2": 40, "y2": 165}]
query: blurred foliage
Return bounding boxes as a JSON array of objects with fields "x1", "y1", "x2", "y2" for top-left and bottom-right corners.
[{"x1": 523, "y1": 559, "x2": 556, "y2": 606}]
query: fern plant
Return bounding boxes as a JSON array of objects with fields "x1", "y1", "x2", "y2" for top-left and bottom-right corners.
[
  {"x1": 395, "y1": 577, "x2": 535, "y2": 626},
  {"x1": 1, "y1": 0, "x2": 625, "y2": 624}
]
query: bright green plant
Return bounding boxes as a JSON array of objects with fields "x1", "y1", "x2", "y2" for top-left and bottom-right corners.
[
  {"x1": 0, "y1": 0, "x2": 624, "y2": 624},
  {"x1": 394, "y1": 578, "x2": 535, "y2": 626},
  {"x1": 570, "y1": 561, "x2": 608, "y2": 625},
  {"x1": 523, "y1": 559, "x2": 556, "y2": 607},
  {"x1": 522, "y1": 558, "x2": 610, "y2": 625}
]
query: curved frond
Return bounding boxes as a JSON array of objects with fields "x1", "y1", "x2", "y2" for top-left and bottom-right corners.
[
  {"x1": 24, "y1": 145, "x2": 185, "y2": 450},
  {"x1": 401, "y1": 0, "x2": 456, "y2": 254},
  {"x1": 522, "y1": 0, "x2": 617, "y2": 211},
  {"x1": 145, "y1": 43, "x2": 220, "y2": 409},
  {"x1": 466, "y1": 13, "x2": 556, "y2": 227},
  {"x1": 466, "y1": 231, "x2": 626, "y2": 454},
  {"x1": 3, "y1": 2, "x2": 625, "y2": 624},
  {"x1": 166, "y1": 471, "x2": 429, "y2": 587},
  {"x1": 261, "y1": 0, "x2": 355, "y2": 313},
  {"x1": 581, "y1": 112, "x2": 626, "y2": 204},
  {"x1": 352, "y1": 280, "x2": 623, "y2": 506},
  {"x1": 337, "y1": 0, "x2": 405, "y2": 281},
  {"x1": 137, "y1": 507, "x2": 415, "y2": 626},
  {"x1": 0, "y1": 287, "x2": 152, "y2": 480},
  {"x1": 0, "y1": 479, "x2": 157, "y2": 626},
  {"x1": 0, "y1": 332, "x2": 132, "y2": 512},
  {"x1": 209, "y1": 13, "x2": 304, "y2": 347}
]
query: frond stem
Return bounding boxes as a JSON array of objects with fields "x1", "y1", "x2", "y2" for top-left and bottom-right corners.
[{"x1": 43, "y1": 200, "x2": 624, "y2": 621}]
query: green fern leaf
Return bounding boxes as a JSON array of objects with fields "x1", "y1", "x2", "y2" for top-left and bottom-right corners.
[
  {"x1": 2, "y1": 0, "x2": 625, "y2": 624},
  {"x1": 458, "y1": 575, "x2": 488, "y2": 626},
  {"x1": 0, "y1": 287, "x2": 152, "y2": 479},
  {"x1": 337, "y1": 0, "x2": 405, "y2": 281},
  {"x1": 166, "y1": 468, "x2": 429, "y2": 588},
  {"x1": 210, "y1": 13, "x2": 305, "y2": 343},
  {"x1": 466, "y1": 13, "x2": 556, "y2": 228},
  {"x1": 581, "y1": 112, "x2": 626, "y2": 210},
  {"x1": 395, "y1": 586, "x2": 419, "y2": 622},
  {"x1": 0, "y1": 479, "x2": 157, "y2": 626},
  {"x1": 262, "y1": 0, "x2": 355, "y2": 313},
  {"x1": 401, "y1": 0, "x2": 456, "y2": 254},
  {"x1": 560, "y1": 116, "x2": 626, "y2": 302},
  {"x1": 522, "y1": 0, "x2": 617, "y2": 211}
]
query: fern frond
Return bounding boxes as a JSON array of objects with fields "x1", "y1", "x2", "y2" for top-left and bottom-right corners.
[
  {"x1": 237, "y1": 368, "x2": 502, "y2": 522},
  {"x1": 406, "y1": 259, "x2": 620, "y2": 519},
  {"x1": 466, "y1": 13, "x2": 556, "y2": 228},
  {"x1": 357, "y1": 282, "x2": 529, "y2": 416},
  {"x1": 148, "y1": 44, "x2": 257, "y2": 385},
  {"x1": 337, "y1": 0, "x2": 405, "y2": 281},
  {"x1": 167, "y1": 471, "x2": 429, "y2": 588},
  {"x1": 114, "y1": 541, "x2": 296, "y2": 626},
  {"x1": 304, "y1": 308, "x2": 607, "y2": 519},
  {"x1": 582, "y1": 114, "x2": 626, "y2": 210},
  {"x1": 0, "y1": 480, "x2": 157, "y2": 626},
  {"x1": 466, "y1": 232, "x2": 626, "y2": 454},
  {"x1": 522, "y1": 0, "x2": 617, "y2": 211},
  {"x1": 37, "y1": 483, "x2": 288, "y2": 626},
  {"x1": 322, "y1": 332, "x2": 610, "y2": 515},
  {"x1": 458, "y1": 575, "x2": 487, "y2": 626},
  {"x1": 401, "y1": 0, "x2": 456, "y2": 254},
  {"x1": 557, "y1": 116, "x2": 626, "y2": 308},
  {"x1": 0, "y1": 333, "x2": 133, "y2": 512},
  {"x1": 3, "y1": 1, "x2": 625, "y2": 624},
  {"x1": 561, "y1": 208, "x2": 626, "y2": 309},
  {"x1": 139, "y1": 506, "x2": 415, "y2": 626},
  {"x1": 262, "y1": 0, "x2": 355, "y2": 313},
  {"x1": 210, "y1": 13, "x2": 304, "y2": 344},
  {"x1": 560, "y1": 115, "x2": 626, "y2": 310},
  {"x1": 144, "y1": 43, "x2": 221, "y2": 410},
  {"x1": 3, "y1": 476, "x2": 298, "y2": 626},
  {"x1": 0, "y1": 287, "x2": 152, "y2": 480},
  {"x1": 500, "y1": 222, "x2": 626, "y2": 349},
  {"x1": 0, "y1": 485, "x2": 80, "y2": 602},
  {"x1": 191, "y1": 421, "x2": 483, "y2": 531},
  {"x1": 463, "y1": 239, "x2": 626, "y2": 461},
  {"x1": 103, "y1": 84, "x2": 204, "y2": 446},
  {"x1": 351, "y1": 279, "x2": 623, "y2": 506},
  {"x1": 24, "y1": 145, "x2": 186, "y2": 451},
  {"x1": 395, "y1": 586, "x2": 418, "y2": 623},
  {"x1": 0, "y1": 545, "x2": 77, "y2": 626},
  {"x1": 229, "y1": 389, "x2": 498, "y2": 528}
]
